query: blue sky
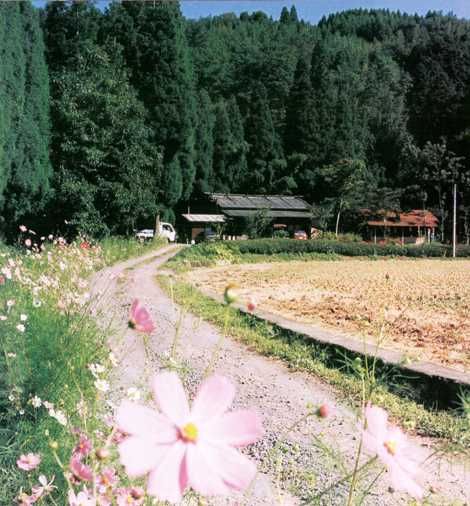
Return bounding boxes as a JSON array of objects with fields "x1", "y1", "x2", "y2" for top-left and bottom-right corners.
[{"x1": 32, "y1": 1, "x2": 470, "y2": 21}]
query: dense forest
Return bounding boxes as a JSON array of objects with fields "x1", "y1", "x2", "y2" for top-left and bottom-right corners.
[{"x1": 1, "y1": 1, "x2": 470, "y2": 241}]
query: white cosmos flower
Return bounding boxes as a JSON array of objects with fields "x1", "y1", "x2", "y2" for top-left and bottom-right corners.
[
  {"x1": 31, "y1": 396, "x2": 42, "y2": 408},
  {"x1": 126, "y1": 387, "x2": 141, "y2": 401},
  {"x1": 88, "y1": 363, "x2": 105, "y2": 377},
  {"x1": 50, "y1": 409, "x2": 67, "y2": 426},
  {"x1": 20, "y1": 314, "x2": 27, "y2": 321},
  {"x1": 94, "y1": 379, "x2": 109, "y2": 393},
  {"x1": 16, "y1": 324, "x2": 25, "y2": 333},
  {"x1": 109, "y1": 352, "x2": 118, "y2": 367}
]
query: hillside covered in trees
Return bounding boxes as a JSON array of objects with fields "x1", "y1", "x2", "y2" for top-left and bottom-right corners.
[{"x1": 1, "y1": 1, "x2": 470, "y2": 241}]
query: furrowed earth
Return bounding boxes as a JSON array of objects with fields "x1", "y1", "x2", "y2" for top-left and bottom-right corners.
[{"x1": 185, "y1": 258, "x2": 470, "y2": 372}]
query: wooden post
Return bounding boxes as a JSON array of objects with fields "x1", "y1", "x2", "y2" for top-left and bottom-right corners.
[{"x1": 154, "y1": 212, "x2": 160, "y2": 240}]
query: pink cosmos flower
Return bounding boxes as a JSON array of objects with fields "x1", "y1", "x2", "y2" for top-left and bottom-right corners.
[
  {"x1": 116, "y1": 372, "x2": 263, "y2": 503},
  {"x1": 70, "y1": 455, "x2": 93, "y2": 482},
  {"x1": 25, "y1": 238, "x2": 32, "y2": 248},
  {"x1": 17, "y1": 453, "x2": 41, "y2": 471},
  {"x1": 128, "y1": 299, "x2": 154, "y2": 333},
  {"x1": 115, "y1": 487, "x2": 145, "y2": 506},
  {"x1": 0, "y1": 274, "x2": 5, "y2": 285},
  {"x1": 19, "y1": 225, "x2": 27, "y2": 232},
  {"x1": 362, "y1": 404, "x2": 423, "y2": 499},
  {"x1": 74, "y1": 435, "x2": 92, "y2": 457},
  {"x1": 97, "y1": 467, "x2": 118, "y2": 493},
  {"x1": 68, "y1": 489, "x2": 96, "y2": 506},
  {"x1": 32, "y1": 475, "x2": 56, "y2": 498},
  {"x1": 17, "y1": 492, "x2": 37, "y2": 506}
]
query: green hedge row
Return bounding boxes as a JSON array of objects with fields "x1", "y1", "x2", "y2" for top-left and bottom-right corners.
[{"x1": 218, "y1": 238, "x2": 470, "y2": 258}]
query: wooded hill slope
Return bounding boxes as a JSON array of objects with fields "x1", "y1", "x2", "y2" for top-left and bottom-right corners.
[{"x1": 1, "y1": 2, "x2": 470, "y2": 240}]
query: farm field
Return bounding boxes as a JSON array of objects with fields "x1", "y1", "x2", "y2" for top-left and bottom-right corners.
[{"x1": 186, "y1": 258, "x2": 470, "y2": 372}]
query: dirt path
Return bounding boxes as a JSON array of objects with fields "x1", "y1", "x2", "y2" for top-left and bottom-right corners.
[{"x1": 91, "y1": 249, "x2": 469, "y2": 506}]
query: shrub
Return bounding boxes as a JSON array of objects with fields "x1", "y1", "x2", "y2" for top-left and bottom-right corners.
[{"x1": 171, "y1": 238, "x2": 470, "y2": 267}]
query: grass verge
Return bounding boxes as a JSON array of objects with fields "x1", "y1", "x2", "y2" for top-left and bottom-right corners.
[
  {"x1": 100, "y1": 236, "x2": 168, "y2": 266},
  {"x1": 158, "y1": 276, "x2": 470, "y2": 449}
]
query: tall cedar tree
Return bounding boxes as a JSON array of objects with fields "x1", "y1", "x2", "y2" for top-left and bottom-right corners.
[
  {"x1": 284, "y1": 55, "x2": 315, "y2": 156},
  {"x1": 104, "y1": 1, "x2": 197, "y2": 211},
  {"x1": 244, "y1": 83, "x2": 283, "y2": 192},
  {"x1": 0, "y1": 2, "x2": 51, "y2": 234},
  {"x1": 212, "y1": 100, "x2": 234, "y2": 193},
  {"x1": 194, "y1": 89, "x2": 215, "y2": 193},
  {"x1": 227, "y1": 97, "x2": 249, "y2": 191}
]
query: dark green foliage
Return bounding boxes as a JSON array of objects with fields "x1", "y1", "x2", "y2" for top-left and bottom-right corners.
[
  {"x1": 212, "y1": 100, "x2": 235, "y2": 193},
  {"x1": 104, "y1": 1, "x2": 197, "y2": 205},
  {"x1": 0, "y1": 2, "x2": 51, "y2": 235},
  {"x1": 50, "y1": 44, "x2": 162, "y2": 236},
  {"x1": 284, "y1": 55, "x2": 315, "y2": 156},
  {"x1": 3, "y1": 4, "x2": 470, "y2": 239},
  {"x1": 194, "y1": 89, "x2": 215, "y2": 193},
  {"x1": 244, "y1": 83, "x2": 283, "y2": 192}
]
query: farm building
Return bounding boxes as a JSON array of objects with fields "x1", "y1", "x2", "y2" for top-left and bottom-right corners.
[
  {"x1": 363, "y1": 209, "x2": 438, "y2": 244},
  {"x1": 179, "y1": 193, "x2": 312, "y2": 242}
]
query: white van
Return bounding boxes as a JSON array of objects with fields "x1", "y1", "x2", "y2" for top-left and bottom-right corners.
[{"x1": 135, "y1": 222, "x2": 176, "y2": 242}]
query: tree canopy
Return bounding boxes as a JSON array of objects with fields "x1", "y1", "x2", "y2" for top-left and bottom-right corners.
[{"x1": 1, "y1": 2, "x2": 470, "y2": 239}]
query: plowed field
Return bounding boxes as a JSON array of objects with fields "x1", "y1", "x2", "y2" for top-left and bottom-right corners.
[{"x1": 186, "y1": 258, "x2": 470, "y2": 371}]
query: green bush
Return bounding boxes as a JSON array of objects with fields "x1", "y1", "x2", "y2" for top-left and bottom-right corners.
[
  {"x1": 318, "y1": 231, "x2": 363, "y2": 242},
  {"x1": 170, "y1": 238, "x2": 470, "y2": 269}
]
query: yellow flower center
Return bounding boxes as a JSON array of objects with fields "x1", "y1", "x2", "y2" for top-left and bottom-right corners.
[
  {"x1": 181, "y1": 422, "x2": 199, "y2": 442},
  {"x1": 384, "y1": 439, "x2": 398, "y2": 455}
]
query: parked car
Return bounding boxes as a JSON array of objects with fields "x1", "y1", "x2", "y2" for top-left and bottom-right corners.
[
  {"x1": 135, "y1": 222, "x2": 176, "y2": 242},
  {"x1": 293, "y1": 229, "x2": 308, "y2": 240}
]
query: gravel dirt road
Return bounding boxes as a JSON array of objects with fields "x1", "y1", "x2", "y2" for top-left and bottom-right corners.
[{"x1": 91, "y1": 247, "x2": 469, "y2": 506}]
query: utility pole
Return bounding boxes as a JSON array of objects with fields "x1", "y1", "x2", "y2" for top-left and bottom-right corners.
[{"x1": 452, "y1": 182, "x2": 457, "y2": 258}]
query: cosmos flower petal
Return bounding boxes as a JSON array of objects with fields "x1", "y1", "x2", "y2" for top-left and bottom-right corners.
[
  {"x1": 152, "y1": 372, "x2": 190, "y2": 425},
  {"x1": 389, "y1": 465, "x2": 423, "y2": 499},
  {"x1": 118, "y1": 436, "x2": 162, "y2": 477},
  {"x1": 116, "y1": 400, "x2": 174, "y2": 440},
  {"x1": 199, "y1": 441, "x2": 257, "y2": 491},
  {"x1": 191, "y1": 375, "x2": 235, "y2": 423},
  {"x1": 206, "y1": 410, "x2": 264, "y2": 446},
  {"x1": 186, "y1": 443, "x2": 231, "y2": 496},
  {"x1": 147, "y1": 441, "x2": 187, "y2": 503},
  {"x1": 364, "y1": 404, "x2": 388, "y2": 441}
]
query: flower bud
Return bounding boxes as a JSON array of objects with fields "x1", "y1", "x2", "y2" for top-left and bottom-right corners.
[
  {"x1": 317, "y1": 404, "x2": 330, "y2": 418},
  {"x1": 49, "y1": 440, "x2": 58, "y2": 450},
  {"x1": 223, "y1": 283, "x2": 238, "y2": 305},
  {"x1": 95, "y1": 448, "x2": 110, "y2": 460}
]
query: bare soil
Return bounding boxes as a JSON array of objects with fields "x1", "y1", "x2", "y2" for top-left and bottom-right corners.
[{"x1": 185, "y1": 258, "x2": 470, "y2": 372}]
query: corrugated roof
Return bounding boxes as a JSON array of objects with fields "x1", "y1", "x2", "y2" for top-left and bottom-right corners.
[
  {"x1": 208, "y1": 193, "x2": 309, "y2": 210},
  {"x1": 182, "y1": 214, "x2": 226, "y2": 223},
  {"x1": 224, "y1": 210, "x2": 311, "y2": 219}
]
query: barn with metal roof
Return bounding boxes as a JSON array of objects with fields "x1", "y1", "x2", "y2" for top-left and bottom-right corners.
[{"x1": 179, "y1": 193, "x2": 312, "y2": 242}]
